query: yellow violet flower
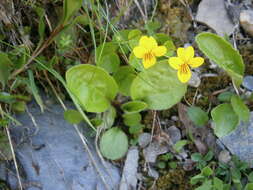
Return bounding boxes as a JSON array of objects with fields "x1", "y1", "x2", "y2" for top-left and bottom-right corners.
[
  {"x1": 133, "y1": 36, "x2": 167, "y2": 69},
  {"x1": 168, "y1": 46, "x2": 204, "y2": 83}
]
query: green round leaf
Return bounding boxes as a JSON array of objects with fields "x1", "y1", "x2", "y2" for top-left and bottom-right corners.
[
  {"x1": 213, "y1": 177, "x2": 224, "y2": 190},
  {"x1": 173, "y1": 140, "x2": 188, "y2": 153},
  {"x1": 245, "y1": 183, "x2": 253, "y2": 190},
  {"x1": 211, "y1": 103, "x2": 239, "y2": 137},
  {"x1": 190, "y1": 174, "x2": 205, "y2": 185},
  {"x1": 129, "y1": 124, "x2": 144, "y2": 134},
  {"x1": 248, "y1": 172, "x2": 253, "y2": 182},
  {"x1": 64, "y1": 109, "x2": 83, "y2": 124},
  {"x1": 129, "y1": 52, "x2": 144, "y2": 71},
  {"x1": 62, "y1": 0, "x2": 83, "y2": 24},
  {"x1": 130, "y1": 62, "x2": 187, "y2": 110},
  {"x1": 231, "y1": 95, "x2": 250, "y2": 123},
  {"x1": 66, "y1": 64, "x2": 118, "y2": 113},
  {"x1": 201, "y1": 166, "x2": 213, "y2": 177},
  {"x1": 121, "y1": 100, "x2": 148, "y2": 114},
  {"x1": 153, "y1": 33, "x2": 171, "y2": 44},
  {"x1": 113, "y1": 29, "x2": 130, "y2": 42},
  {"x1": 112, "y1": 29, "x2": 130, "y2": 54},
  {"x1": 191, "y1": 153, "x2": 203, "y2": 162},
  {"x1": 123, "y1": 113, "x2": 141, "y2": 127},
  {"x1": 96, "y1": 42, "x2": 118, "y2": 62},
  {"x1": 145, "y1": 21, "x2": 161, "y2": 34},
  {"x1": 113, "y1": 66, "x2": 137, "y2": 96},
  {"x1": 163, "y1": 40, "x2": 176, "y2": 57},
  {"x1": 128, "y1": 29, "x2": 142, "y2": 49},
  {"x1": 196, "y1": 32, "x2": 245, "y2": 87},
  {"x1": 100, "y1": 127, "x2": 128, "y2": 160},
  {"x1": 217, "y1": 91, "x2": 234, "y2": 102},
  {"x1": 97, "y1": 52, "x2": 120, "y2": 73},
  {"x1": 187, "y1": 106, "x2": 209, "y2": 127}
]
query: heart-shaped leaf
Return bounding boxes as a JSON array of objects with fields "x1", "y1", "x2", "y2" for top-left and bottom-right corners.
[
  {"x1": 66, "y1": 64, "x2": 118, "y2": 113},
  {"x1": 187, "y1": 106, "x2": 209, "y2": 127},
  {"x1": 130, "y1": 62, "x2": 187, "y2": 110},
  {"x1": 121, "y1": 100, "x2": 148, "y2": 114},
  {"x1": 196, "y1": 32, "x2": 245, "y2": 87},
  {"x1": 97, "y1": 52, "x2": 120, "y2": 73},
  {"x1": 211, "y1": 103, "x2": 239, "y2": 137},
  {"x1": 231, "y1": 95, "x2": 250, "y2": 123},
  {"x1": 100, "y1": 127, "x2": 128, "y2": 160},
  {"x1": 62, "y1": 0, "x2": 83, "y2": 25},
  {"x1": 113, "y1": 66, "x2": 137, "y2": 96},
  {"x1": 123, "y1": 113, "x2": 141, "y2": 127}
]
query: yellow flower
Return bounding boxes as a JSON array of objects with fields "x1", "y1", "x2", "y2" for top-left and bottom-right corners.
[
  {"x1": 168, "y1": 46, "x2": 204, "y2": 83},
  {"x1": 133, "y1": 36, "x2": 167, "y2": 69}
]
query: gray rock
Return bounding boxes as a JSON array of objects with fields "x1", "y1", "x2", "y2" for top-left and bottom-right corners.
[
  {"x1": 138, "y1": 133, "x2": 151, "y2": 148},
  {"x1": 188, "y1": 72, "x2": 201, "y2": 88},
  {"x1": 5, "y1": 101, "x2": 120, "y2": 190},
  {"x1": 219, "y1": 112, "x2": 253, "y2": 167},
  {"x1": 218, "y1": 150, "x2": 231, "y2": 164},
  {"x1": 196, "y1": 0, "x2": 235, "y2": 36},
  {"x1": 148, "y1": 167, "x2": 159, "y2": 179},
  {"x1": 166, "y1": 126, "x2": 181, "y2": 145},
  {"x1": 143, "y1": 141, "x2": 169, "y2": 163},
  {"x1": 120, "y1": 146, "x2": 139, "y2": 190},
  {"x1": 243, "y1": 75, "x2": 253, "y2": 91},
  {"x1": 240, "y1": 10, "x2": 253, "y2": 37}
]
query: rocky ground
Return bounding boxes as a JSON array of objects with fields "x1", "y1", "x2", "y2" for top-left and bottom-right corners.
[{"x1": 0, "y1": 0, "x2": 253, "y2": 190}]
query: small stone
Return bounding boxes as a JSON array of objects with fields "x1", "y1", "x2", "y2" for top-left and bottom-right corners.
[
  {"x1": 243, "y1": 75, "x2": 253, "y2": 91},
  {"x1": 219, "y1": 112, "x2": 253, "y2": 167},
  {"x1": 194, "y1": 138, "x2": 208, "y2": 155},
  {"x1": 166, "y1": 126, "x2": 181, "y2": 144},
  {"x1": 218, "y1": 150, "x2": 231, "y2": 164},
  {"x1": 171, "y1": 116, "x2": 179, "y2": 121},
  {"x1": 183, "y1": 159, "x2": 195, "y2": 171},
  {"x1": 148, "y1": 167, "x2": 159, "y2": 179},
  {"x1": 188, "y1": 72, "x2": 201, "y2": 88},
  {"x1": 196, "y1": 0, "x2": 235, "y2": 36},
  {"x1": 240, "y1": 10, "x2": 253, "y2": 37},
  {"x1": 143, "y1": 141, "x2": 169, "y2": 163},
  {"x1": 120, "y1": 146, "x2": 139, "y2": 190},
  {"x1": 209, "y1": 61, "x2": 218, "y2": 69},
  {"x1": 138, "y1": 133, "x2": 151, "y2": 148}
]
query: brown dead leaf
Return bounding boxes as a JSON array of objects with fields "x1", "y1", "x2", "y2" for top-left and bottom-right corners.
[
  {"x1": 178, "y1": 103, "x2": 213, "y2": 155},
  {"x1": 194, "y1": 138, "x2": 208, "y2": 155}
]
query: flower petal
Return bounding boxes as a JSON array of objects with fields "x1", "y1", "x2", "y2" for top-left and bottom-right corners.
[
  {"x1": 189, "y1": 57, "x2": 204, "y2": 68},
  {"x1": 185, "y1": 46, "x2": 194, "y2": 60},
  {"x1": 177, "y1": 47, "x2": 185, "y2": 58},
  {"x1": 133, "y1": 46, "x2": 146, "y2": 58},
  {"x1": 139, "y1": 36, "x2": 157, "y2": 50},
  {"x1": 143, "y1": 56, "x2": 156, "y2": 69},
  {"x1": 139, "y1": 36, "x2": 149, "y2": 46},
  {"x1": 177, "y1": 64, "x2": 191, "y2": 83},
  {"x1": 153, "y1": 46, "x2": 167, "y2": 57},
  {"x1": 168, "y1": 57, "x2": 183, "y2": 70}
]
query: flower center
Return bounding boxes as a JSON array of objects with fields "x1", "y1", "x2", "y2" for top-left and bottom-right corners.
[
  {"x1": 144, "y1": 51, "x2": 154, "y2": 61},
  {"x1": 180, "y1": 64, "x2": 188, "y2": 74}
]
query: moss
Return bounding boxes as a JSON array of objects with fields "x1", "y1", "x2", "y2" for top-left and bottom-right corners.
[
  {"x1": 155, "y1": 168, "x2": 193, "y2": 190},
  {"x1": 158, "y1": 0, "x2": 192, "y2": 45},
  {"x1": 239, "y1": 44, "x2": 253, "y2": 75},
  {"x1": 184, "y1": 73, "x2": 231, "y2": 109}
]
